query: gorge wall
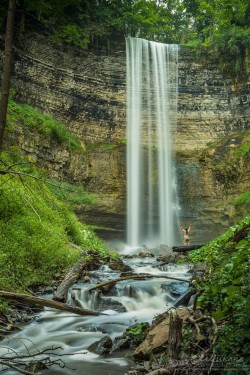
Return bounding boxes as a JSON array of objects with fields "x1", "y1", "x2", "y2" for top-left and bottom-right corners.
[{"x1": 1, "y1": 33, "x2": 249, "y2": 243}]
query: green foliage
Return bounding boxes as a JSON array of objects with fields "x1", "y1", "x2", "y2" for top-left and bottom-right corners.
[
  {"x1": 234, "y1": 190, "x2": 250, "y2": 207},
  {"x1": 186, "y1": 0, "x2": 250, "y2": 77},
  {"x1": 125, "y1": 322, "x2": 149, "y2": 345},
  {"x1": 1, "y1": 0, "x2": 248, "y2": 76},
  {"x1": 47, "y1": 180, "x2": 95, "y2": 208},
  {"x1": 50, "y1": 24, "x2": 90, "y2": 48},
  {"x1": 7, "y1": 98, "x2": 82, "y2": 152},
  {"x1": 188, "y1": 215, "x2": 250, "y2": 364},
  {"x1": 235, "y1": 140, "x2": 250, "y2": 158},
  {"x1": 0, "y1": 150, "x2": 110, "y2": 300}
]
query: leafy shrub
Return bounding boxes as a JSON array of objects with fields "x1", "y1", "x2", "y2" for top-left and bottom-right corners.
[
  {"x1": 188, "y1": 216, "x2": 250, "y2": 367},
  {"x1": 50, "y1": 24, "x2": 90, "y2": 49}
]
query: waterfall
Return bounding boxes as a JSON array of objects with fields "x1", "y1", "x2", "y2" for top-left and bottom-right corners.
[{"x1": 126, "y1": 37, "x2": 179, "y2": 248}]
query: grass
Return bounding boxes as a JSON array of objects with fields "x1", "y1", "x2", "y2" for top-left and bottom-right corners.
[{"x1": 0, "y1": 149, "x2": 115, "y2": 307}]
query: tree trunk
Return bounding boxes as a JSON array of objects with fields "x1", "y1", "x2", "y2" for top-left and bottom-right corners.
[
  {"x1": 53, "y1": 258, "x2": 89, "y2": 303},
  {"x1": 0, "y1": 290, "x2": 100, "y2": 316},
  {"x1": 0, "y1": 0, "x2": 16, "y2": 151},
  {"x1": 172, "y1": 244, "x2": 205, "y2": 252},
  {"x1": 168, "y1": 312, "x2": 182, "y2": 364}
]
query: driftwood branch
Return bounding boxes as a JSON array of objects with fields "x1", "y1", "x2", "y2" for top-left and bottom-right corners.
[
  {"x1": 0, "y1": 359, "x2": 34, "y2": 375},
  {"x1": 87, "y1": 274, "x2": 189, "y2": 292},
  {"x1": 0, "y1": 291, "x2": 99, "y2": 316},
  {"x1": 0, "y1": 344, "x2": 82, "y2": 375}
]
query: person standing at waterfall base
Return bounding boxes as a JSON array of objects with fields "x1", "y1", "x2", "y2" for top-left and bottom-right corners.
[{"x1": 180, "y1": 224, "x2": 192, "y2": 246}]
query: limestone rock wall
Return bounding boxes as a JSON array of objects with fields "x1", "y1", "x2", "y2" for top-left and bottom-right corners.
[
  {"x1": 1, "y1": 33, "x2": 249, "y2": 234},
  {"x1": 177, "y1": 48, "x2": 249, "y2": 150},
  {"x1": 2, "y1": 34, "x2": 249, "y2": 152},
  {"x1": 11, "y1": 34, "x2": 126, "y2": 143}
]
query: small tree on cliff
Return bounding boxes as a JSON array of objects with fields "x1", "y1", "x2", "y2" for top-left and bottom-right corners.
[{"x1": 0, "y1": 0, "x2": 16, "y2": 151}]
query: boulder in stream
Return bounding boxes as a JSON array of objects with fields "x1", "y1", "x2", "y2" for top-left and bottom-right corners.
[
  {"x1": 133, "y1": 307, "x2": 191, "y2": 359},
  {"x1": 109, "y1": 259, "x2": 132, "y2": 272},
  {"x1": 96, "y1": 296, "x2": 127, "y2": 313},
  {"x1": 88, "y1": 335, "x2": 113, "y2": 355}
]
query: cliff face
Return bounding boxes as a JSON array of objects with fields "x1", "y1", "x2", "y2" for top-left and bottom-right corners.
[
  {"x1": 177, "y1": 48, "x2": 249, "y2": 150},
  {"x1": 176, "y1": 132, "x2": 250, "y2": 241},
  {"x1": 8, "y1": 34, "x2": 249, "y2": 150},
  {"x1": 1, "y1": 33, "x2": 249, "y2": 240}
]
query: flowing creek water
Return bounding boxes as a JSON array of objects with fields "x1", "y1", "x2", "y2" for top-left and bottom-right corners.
[{"x1": 0, "y1": 251, "x2": 191, "y2": 375}]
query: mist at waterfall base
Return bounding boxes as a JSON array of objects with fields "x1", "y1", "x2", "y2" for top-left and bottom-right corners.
[{"x1": 126, "y1": 37, "x2": 180, "y2": 250}]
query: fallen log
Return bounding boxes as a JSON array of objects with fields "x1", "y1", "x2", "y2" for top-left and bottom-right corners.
[
  {"x1": 172, "y1": 244, "x2": 206, "y2": 253},
  {"x1": 52, "y1": 256, "x2": 89, "y2": 303},
  {"x1": 87, "y1": 273, "x2": 189, "y2": 292},
  {"x1": 0, "y1": 291, "x2": 99, "y2": 317}
]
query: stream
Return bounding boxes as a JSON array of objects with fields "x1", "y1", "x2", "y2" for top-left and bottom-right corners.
[{"x1": 0, "y1": 249, "x2": 191, "y2": 375}]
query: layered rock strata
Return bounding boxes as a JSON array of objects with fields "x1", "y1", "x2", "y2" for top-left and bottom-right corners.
[{"x1": 0, "y1": 33, "x2": 249, "y2": 240}]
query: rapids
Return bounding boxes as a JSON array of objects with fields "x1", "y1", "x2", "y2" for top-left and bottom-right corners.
[{"x1": 0, "y1": 253, "x2": 191, "y2": 375}]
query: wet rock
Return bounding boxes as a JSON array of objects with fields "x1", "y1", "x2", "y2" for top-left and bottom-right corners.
[
  {"x1": 113, "y1": 322, "x2": 150, "y2": 352},
  {"x1": 109, "y1": 259, "x2": 132, "y2": 272},
  {"x1": 138, "y1": 251, "x2": 154, "y2": 258},
  {"x1": 83, "y1": 275, "x2": 91, "y2": 283},
  {"x1": 122, "y1": 254, "x2": 134, "y2": 259},
  {"x1": 77, "y1": 325, "x2": 108, "y2": 334},
  {"x1": 159, "y1": 244, "x2": 172, "y2": 252},
  {"x1": 43, "y1": 286, "x2": 55, "y2": 294},
  {"x1": 188, "y1": 262, "x2": 207, "y2": 274},
  {"x1": 128, "y1": 366, "x2": 148, "y2": 375},
  {"x1": 70, "y1": 292, "x2": 82, "y2": 308},
  {"x1": 88, "y1": 335, "x2": 113, "y2": 355},
  {"x1": 112, "y1": 337, "x2": 131, "y2": 351},
  {"x1": 169, "y1": 282, "x2": 189, "y2": 296},
  {"x1": 133, "y1": 308, "x2": 191, "y2": 359},
  {"x1": 156, "y1": 246, "x2": 177, "y2": 263},
  {"x1": 95, "y1": 296, "x2": 126, "y2": 313},
  {"x1": 174, "y1": 288, "x2": 195, "y2": 307},
  {"x1": 6, "y1": 323, "x2": 21, "y2": 332}
]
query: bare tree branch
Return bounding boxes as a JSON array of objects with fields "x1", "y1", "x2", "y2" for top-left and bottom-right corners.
[{"x1": 87, "y1": 273, "x2": 190, "y2": 292}]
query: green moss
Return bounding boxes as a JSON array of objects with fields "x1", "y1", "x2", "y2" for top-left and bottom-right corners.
[{"x1": 6, "y1": 98, "x2": 82, "y2": 152}]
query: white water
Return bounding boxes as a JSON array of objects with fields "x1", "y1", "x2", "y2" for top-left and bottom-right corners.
[
  {"x1": 0, "y1": 257, "x2": 190, "y2": 375},
  {"x1": 126, "y1": 37, "x2": 179, "y2": 248}
]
